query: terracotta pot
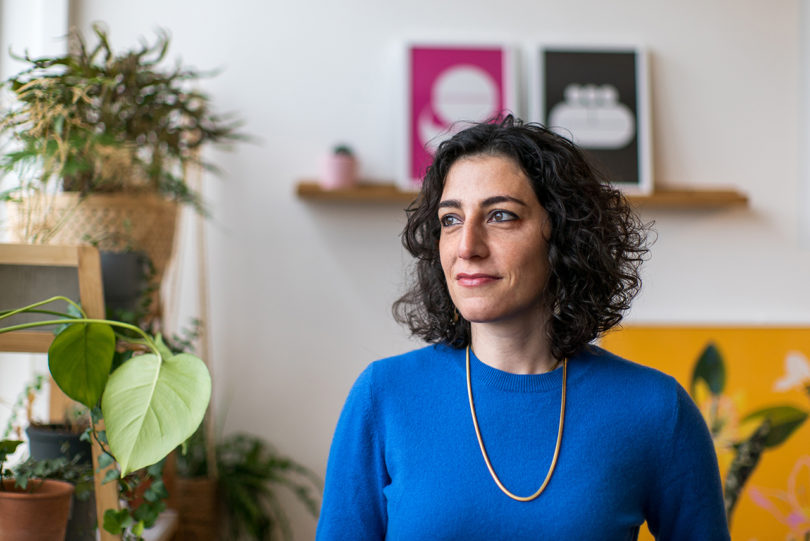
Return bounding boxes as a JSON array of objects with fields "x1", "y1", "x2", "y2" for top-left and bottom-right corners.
[
  {"x1": 24, "y1": 425, "x2": 98, "y2": 540},
  {"x1": 0, "y1": 478, "x2": 74, "y2": 541}
]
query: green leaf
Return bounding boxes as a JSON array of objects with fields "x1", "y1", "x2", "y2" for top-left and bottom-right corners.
[
  {"x1": 0, "y1": 439, "x2": 23, "y2": 474},
  {"x1": 145, "y1": 461, "x2": 165, "y2": 478},
  {"x1": 0, "y1": 440, "x2": 23, "y2": 454},
  {"x1": 101, "y1": 353, "x2": 211, "y2": 476},
  {"x1": 741, "y1": 405, "x2": 808, "y2": 447},
  {"x1": 103, "y1": 508, "x2": 132, "y2": 534},
  {"x1": 144, "y1": 484, "x2": 164, "y2": 502},
  {"x1": 14, "y1": 474, "x2": 29, "y2": 490},
  {"x1": 66, "y1": 303, "x2": 84, "y2": 319},
  {"x1": 102, "y1": 468, "x2": 119, "y2": 484},
  {"x1": 90, "y1": 407, "x2": 103, "y2": 425},
  {"x1": 48, "y1": 322, "x2": 115, "y2": 407},
  {"x1": 51, "y1": 303, "x2": 84, "y2": 335},
  {"x1": 97, "y1": 451, "x2": 115, "y2": 469},
  {"x1": 691, "y1": 342, "x2": 726, "y2": 396}
]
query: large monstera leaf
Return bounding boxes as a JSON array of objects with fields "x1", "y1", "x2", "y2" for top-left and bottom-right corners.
[{"x1": 101, "y1": 352, "x2": 211, "y2": 476}]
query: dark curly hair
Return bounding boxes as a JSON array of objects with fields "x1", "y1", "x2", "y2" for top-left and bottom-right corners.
[{"x1": 392, "y1": 115, "x2": 651, "y2": 361}]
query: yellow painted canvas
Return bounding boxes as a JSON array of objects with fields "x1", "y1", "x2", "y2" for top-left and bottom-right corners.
[{"x1": 600, "y1": 326, "x2": 810, "y2": 541}]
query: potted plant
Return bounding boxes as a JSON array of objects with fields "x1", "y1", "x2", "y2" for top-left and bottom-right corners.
[
  {"x1": 318, "y1": 144, "x2": 358, "y2": 190},
  {"x1": 173, "y1": 427, "x2": 322, "y2": 541},
  {"x1": 1, "y1": 378, "x2": 96, "y2": 540},
  {"x1": 0, "y1": 439, "x2": 76, "y2": 541},
  {"x1": 2, "y1": 378, "x2": 92, "y2": 464},
  {"x1": 9, "y1": 451, "x2": 97, "y2": 541},
  {"x1": 25, "y1": 414, "x2": 92, "y2": 465},
  {"x1": 0, "y1": 23, "x2": 242, "y2": 317},
  {"x1": 0, "y1": 295, "x2": 212, "y2": 538}
]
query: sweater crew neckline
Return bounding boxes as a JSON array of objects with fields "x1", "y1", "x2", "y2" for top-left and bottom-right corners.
[{"x1": 468, "y1": 348, "x2": 566, "y2": 393}]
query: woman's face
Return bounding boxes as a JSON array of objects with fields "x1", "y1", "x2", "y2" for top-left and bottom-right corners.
[{"x1": 438, "y1": 154, "x2": 552, "y2": 325}]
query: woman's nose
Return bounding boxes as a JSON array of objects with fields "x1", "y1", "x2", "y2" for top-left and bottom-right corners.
[{"x1": 458, "y1": 222, "x2": 488, "y2": 259}]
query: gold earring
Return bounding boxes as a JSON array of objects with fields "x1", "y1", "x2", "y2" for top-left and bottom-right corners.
[{"x1": 453, "y1": 308, "x2": 460, "y2": 323}]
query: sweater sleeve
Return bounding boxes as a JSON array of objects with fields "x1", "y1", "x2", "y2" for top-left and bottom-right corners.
[
  {"x1": 316, "y1": 363, "x2": 388, "y2": 540},
  {"x1": 645, "y1": 383, "x2": 730, "y2": 540}
]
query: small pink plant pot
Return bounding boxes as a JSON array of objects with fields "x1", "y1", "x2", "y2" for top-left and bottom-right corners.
[{"x1": 319, "y1": 151, "x2": 358, "y2": 190}]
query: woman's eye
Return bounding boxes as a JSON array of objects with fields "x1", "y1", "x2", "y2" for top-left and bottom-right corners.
[
  {"x1": 440, "y1": 214, "x2": 461, "y2": 227},
  {"x1": 489, "y1": 210, "x2": 517, "y2": 222}
]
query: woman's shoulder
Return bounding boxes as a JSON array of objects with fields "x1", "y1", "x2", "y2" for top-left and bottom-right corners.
[
  {"x1": 346, "y1": 344, "x2": 461, "y2": 407},
  {"x1": 577, "y1": 345, "x2": 688, "y2": 405},
  {"x1": 580, "y1": 344, "x2": 678, "y2": 381},
  {"x1": 369, "y1": 343, "x2": 460, "y2": 378},
  {"x1": 578, "y1": 346, "x2": 704, "y2": 441}
]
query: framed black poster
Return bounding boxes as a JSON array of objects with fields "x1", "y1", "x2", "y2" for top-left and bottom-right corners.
[{"x1": 532, "y1": 46, "x2": 652, "y2": 194}]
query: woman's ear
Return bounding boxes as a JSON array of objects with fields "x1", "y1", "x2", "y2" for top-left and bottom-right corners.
[{"x1": 541, "y1": 212, "x2": 553, "y2": 241}]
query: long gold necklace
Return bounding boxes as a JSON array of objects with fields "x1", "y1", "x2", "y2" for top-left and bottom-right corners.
[{"x1": 466, "y1": 345, "x2": 567, "y2": 502}]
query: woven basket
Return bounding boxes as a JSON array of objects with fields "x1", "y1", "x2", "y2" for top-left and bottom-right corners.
[
  {"x1": 172, "y1": 477, "x2": 219, "y2": 541},
  {"x1": 6, "y1": 192, "x2": 179, "y2": 285}
]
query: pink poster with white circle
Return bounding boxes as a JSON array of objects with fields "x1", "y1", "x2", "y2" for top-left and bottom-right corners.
[{"x1": 408, "y1": 46, "x2": 513, "y2": 183}]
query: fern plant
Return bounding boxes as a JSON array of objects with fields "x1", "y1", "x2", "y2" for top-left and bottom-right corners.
[
  {"x1": 176, "y1": 429, "x2": 322, "y2": 540},
  {"x1": 0, "y1": 23, "x2": 242, "y2": 212}
]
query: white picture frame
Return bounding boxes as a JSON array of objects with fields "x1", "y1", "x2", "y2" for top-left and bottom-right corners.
[{"x1": 398, "y1": 41, "x2": 518, "y2": 188}]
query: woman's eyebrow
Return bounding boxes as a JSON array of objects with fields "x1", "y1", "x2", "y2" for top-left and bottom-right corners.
[
  {"x1": 438, "y1": 199, "x2": 461, "y2": 209},
  {"x1": 438, "y1": 195, "x2": 527, "y2": 210},
  {"x1": 482, "y1": 195, "x2": 527, "y2": 207}
]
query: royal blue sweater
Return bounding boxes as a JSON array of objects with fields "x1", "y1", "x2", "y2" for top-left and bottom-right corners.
[{"x1": 317, "y1": 345, "x2": 729, "y2": 540}]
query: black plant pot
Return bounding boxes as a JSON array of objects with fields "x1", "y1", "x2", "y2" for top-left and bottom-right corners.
[
  {"x1": 65, "y1": 492, "x2": 97, "y2": 541},
  {"x1": 26, "y1": 424, "x2": 96, "y2": 541},
  {"x1": 100, "y1": 250, "x2": 148, "y2": 315},
  {"x1": 26, "y1": 424, "x2": 91, "y2": 464}
]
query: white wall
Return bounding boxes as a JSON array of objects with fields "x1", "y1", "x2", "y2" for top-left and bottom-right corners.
[
  {"x1": 0, "y1": 0, "x2": 68, "y2": 79},
  {"x1": 8, "y1": 0, "x2": 803, "y2": 537},
  {"x1": 0, "y1": 0, "x2": 69, "y2": 462}
]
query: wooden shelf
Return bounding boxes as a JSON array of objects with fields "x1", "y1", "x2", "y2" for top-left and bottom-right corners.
[
  {"x1": 296, "y1": 181, "x2": 748, "y2": 208},
  {"x1": 627, "y1": 188, "x2": 749, "y2": 208},
  {"x1": 297, "y1": 181, "x2": 417, "y2": 203}
]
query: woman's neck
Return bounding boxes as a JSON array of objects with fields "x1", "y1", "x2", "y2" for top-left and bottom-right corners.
[{"x1": 470, "y1": 314, "x2": 557, "y2": 375}]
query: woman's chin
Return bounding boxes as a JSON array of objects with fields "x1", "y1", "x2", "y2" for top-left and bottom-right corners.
[
  {"x1": 459, "y1": 302, "x2": 547, "y2": 326},
  {"x1": 458, "y1": 307, "x2": 506, "y2": 324}
]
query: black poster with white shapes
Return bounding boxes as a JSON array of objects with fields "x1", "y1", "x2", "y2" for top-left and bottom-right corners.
[{"x1": 539, "y1": 48, "x2": 651, "y2": 193}]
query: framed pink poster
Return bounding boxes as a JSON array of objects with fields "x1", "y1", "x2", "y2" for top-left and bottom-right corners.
[{"x1": 402, "y1": 44, "x2": 516, "y2": 186}]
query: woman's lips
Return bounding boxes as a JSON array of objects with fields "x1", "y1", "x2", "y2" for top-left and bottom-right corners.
[{"x1": 456, "y1": 273, "x2": 500, "y2": 287}]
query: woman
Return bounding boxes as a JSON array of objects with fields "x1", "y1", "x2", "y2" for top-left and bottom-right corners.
[{"x1": 317, "y1": 116, "x2": 729, "y2": 540}]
